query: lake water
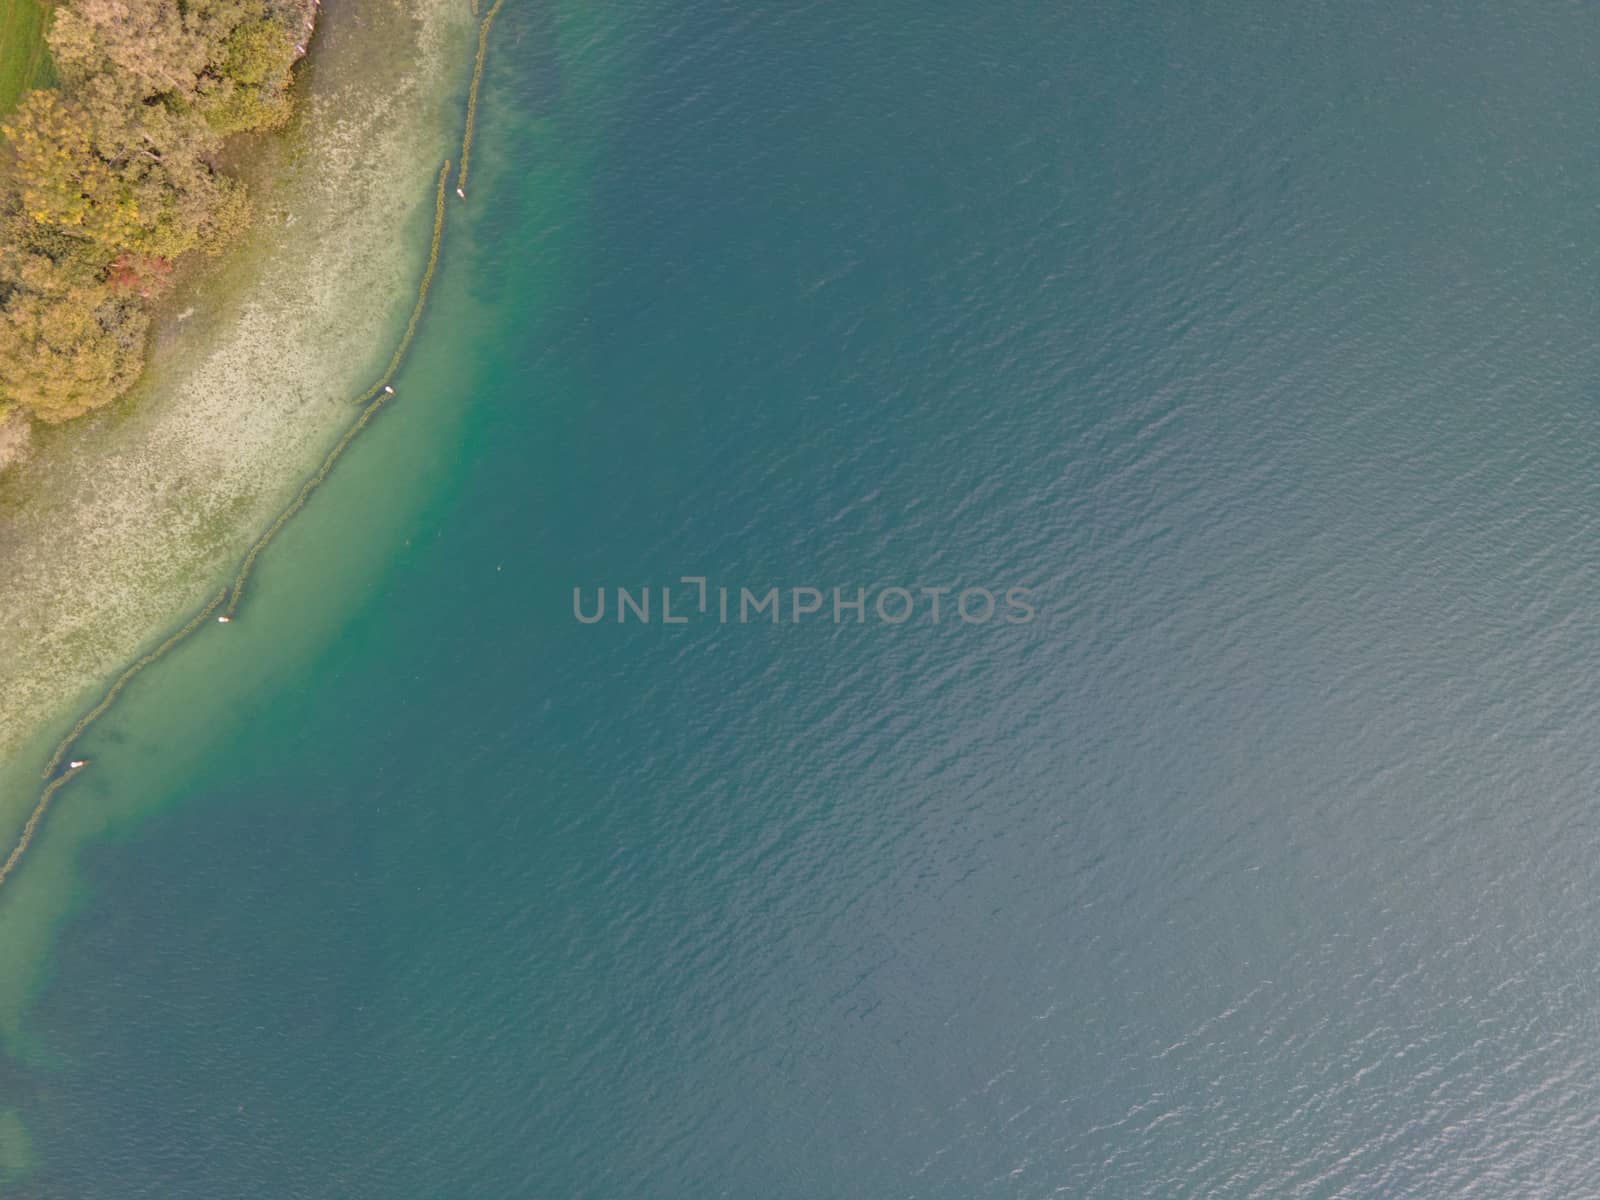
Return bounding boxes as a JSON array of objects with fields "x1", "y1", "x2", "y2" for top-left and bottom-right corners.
[{"x1": 8, "y1": 1, "x2": 1600, "y2": 1195}]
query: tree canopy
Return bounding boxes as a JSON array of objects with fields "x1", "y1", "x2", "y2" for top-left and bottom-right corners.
[{"x1": 0, "y1": 0, "x2": 310, "y2": 423}]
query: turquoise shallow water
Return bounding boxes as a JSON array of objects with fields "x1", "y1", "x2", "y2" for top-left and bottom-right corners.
[{"x1": 9, "y1": 1, "x2": 1600, "y2": 1195}]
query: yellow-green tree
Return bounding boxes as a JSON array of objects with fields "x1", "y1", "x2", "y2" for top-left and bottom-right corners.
[{"x1": 0, "y1": 0, "x2": 308, "y2": 423}]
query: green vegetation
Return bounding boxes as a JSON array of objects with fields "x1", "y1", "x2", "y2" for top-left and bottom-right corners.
[
  {"x1": 0, "y1": 0, "x2": 311, "y2": 424},
  {"x1": 0, "y1": 0, "x2": 54, "y2": 118}
]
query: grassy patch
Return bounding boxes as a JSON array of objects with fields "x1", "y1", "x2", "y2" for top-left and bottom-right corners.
[{"x1": 0, "y1": 0, "x2": 53, "y2": 118}]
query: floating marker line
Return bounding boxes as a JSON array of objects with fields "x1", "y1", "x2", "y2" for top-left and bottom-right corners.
[
  {"x1": 0, "y1": 775, "x2": 76, "y2": 892},
  {"x1": 0, "y1": 6, "x2": 509, "y2": 896},
  {"x1": 351, "y1": 160, "x2": 452, "y2": 411},
  {"x1": 225, "y1": 159, "x2": 451, "y2": 618},
  {"x1": 455, "y1": 0, "x2": 507, "y2": 201},
  {"x1": 39, "y1": 587, "x2": 230, "y2": 781},
  {"x1": 0, "y1": 585, "x2": 226, "y2": 891}
]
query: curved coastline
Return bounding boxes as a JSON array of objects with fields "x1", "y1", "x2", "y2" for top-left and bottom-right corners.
[
  {"x1": 0, "y1": 0, "x2": 477, "y2": 790},
  {"x1": 0, "y1": 148, "x2": 453, "y2": 895}
]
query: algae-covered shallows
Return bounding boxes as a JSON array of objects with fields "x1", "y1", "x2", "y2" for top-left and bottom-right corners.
[{"x1": 0, "y1": 0, "x2": 498, "y2": 884}]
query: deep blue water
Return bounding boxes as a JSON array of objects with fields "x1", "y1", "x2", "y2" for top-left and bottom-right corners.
[{"x1": 12, "y1": 1, "x2": 1600, "y2": 1195}]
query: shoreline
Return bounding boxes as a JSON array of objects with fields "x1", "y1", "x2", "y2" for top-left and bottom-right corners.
[{"x1": 0, "y1": 0, "x2": 478, "y2": 795}]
